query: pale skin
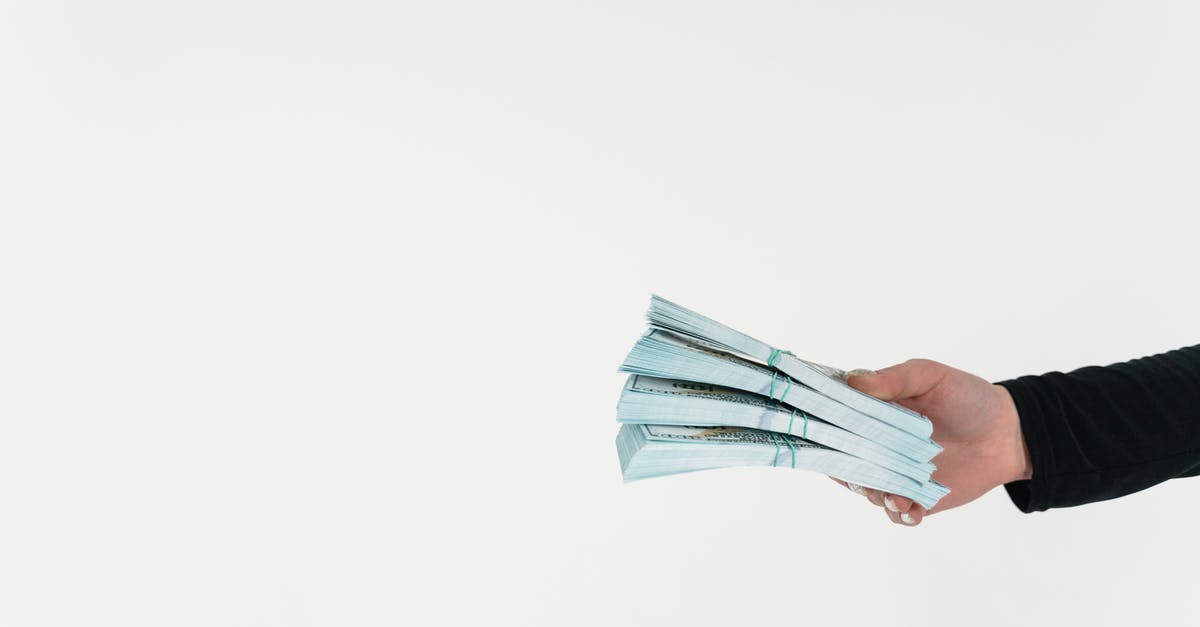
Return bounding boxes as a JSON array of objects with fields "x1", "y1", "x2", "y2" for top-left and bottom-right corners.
[{"x1": 831, "y1": 359, "x2": 1032, "y2": 526}]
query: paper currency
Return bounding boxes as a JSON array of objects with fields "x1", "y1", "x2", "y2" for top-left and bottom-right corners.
[
  {"x1": 620, "y1": 328, "x2": 941, "y2": 462},
  {"x1": 647, "y1": 295, "x2": 933, "y2": 438},
  {"x1": 617, "y1": 374, "x2": 935, "y2": 482},
  {"x1": 613, "y1": 295, "x2": 950, "y2": 510},
  {"x1": 617, "y1": 423, "x2": 949, "y2": 509}
]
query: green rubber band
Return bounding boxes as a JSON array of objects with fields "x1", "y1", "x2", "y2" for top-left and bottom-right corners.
[
  {"x1": 768, "y1": 348, "x2": 794, "y2": 368},
  {"x1": 770, "y1": 430, "x2": 796, "y2": 469},
  {"x1": 768, "y1": 371, "x2": 794, "y2": 403},
  {"x1": 786, "y1": 408, "x2": 810, "y2": 441}
]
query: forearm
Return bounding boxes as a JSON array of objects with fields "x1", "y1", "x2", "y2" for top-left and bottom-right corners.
[{"x1": 999, "y1": 344, "x2": 1200, "y2": 512}]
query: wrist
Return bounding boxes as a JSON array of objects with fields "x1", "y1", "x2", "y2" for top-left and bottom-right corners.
[{"x1": 993, "y1": 384, "x2": 1032, "y2": 483}]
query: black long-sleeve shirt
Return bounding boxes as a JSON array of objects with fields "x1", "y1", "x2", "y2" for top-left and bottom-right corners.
[{"x1": 998, "y1": 344, "x2": 1200, "y2": 512}]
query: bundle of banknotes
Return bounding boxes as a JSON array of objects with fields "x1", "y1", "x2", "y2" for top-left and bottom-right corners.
[{"x1": 615, "y1": 296, "x2": 948, "y2": 509}]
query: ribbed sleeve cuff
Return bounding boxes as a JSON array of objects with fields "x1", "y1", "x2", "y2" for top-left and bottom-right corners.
[{"x1": 997, "y1": 377, "x2": 1057, "y2": 513}]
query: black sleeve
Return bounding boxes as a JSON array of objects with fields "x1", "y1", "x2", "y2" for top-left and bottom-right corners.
[{"x1": 998, "y1": 344, "x2": 1200, "y2": 513}]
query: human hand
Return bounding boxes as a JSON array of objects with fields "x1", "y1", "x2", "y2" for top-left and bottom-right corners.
[{"x1": 831, "y1": 359, "x2": 1031, "y2": 526}]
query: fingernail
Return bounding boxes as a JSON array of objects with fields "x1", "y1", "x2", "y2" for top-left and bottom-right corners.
[
  {"x1": 883, "y1": 495, "x2": 900, "y2": 512},
  {"x1": 900, "y1": 512, "x2": 915, "y2": 525},
  {"x1": 846, "y1": 369, "x2": 876, "y2": 378},
  {"x1": 847, "y1": 482, "x2": 867, "y2": 496}
]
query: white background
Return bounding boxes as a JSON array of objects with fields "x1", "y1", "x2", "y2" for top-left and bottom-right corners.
[{"x1": 3, "y1": 2, "x2": 1199, "y2": 625}]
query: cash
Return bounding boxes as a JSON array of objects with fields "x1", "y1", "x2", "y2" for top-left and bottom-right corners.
[
  {"x1": 615, "y1": 296, "x2": 948, "y2": 509},
  {"x1": 618, "y1": 374, "x2": 935, "y2": 483},
  {"x1": 621, "y1": 329, "x2": 941, "y2": 462},
  {"x1": 646, "y1": 295, "x2": 932, "y2": 437},
  {"x1": 618, "y1": 424, "x2": 949, "y2": 509}
]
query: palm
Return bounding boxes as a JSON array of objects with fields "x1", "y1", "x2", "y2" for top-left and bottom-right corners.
[
  {"x1": 889, "y1": 366, "x2": 1020, "y2": 512},
  {"x1": 843, "y1": 359, "x2": 1027, "y2": 522}
]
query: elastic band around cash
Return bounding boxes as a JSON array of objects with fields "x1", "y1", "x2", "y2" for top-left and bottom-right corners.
[
  {"x1": 767, "y1": 371, "x2": 793, "y2": 403},
  {"x1": 767, "y1": 348, "x2": 794, "y2": 368},
  {"x1": 786, "y1": 408, "x2": 809, "y2": 440},
  {"x1": 770, "y1": 431, "x2": 796, "y2": 469}
]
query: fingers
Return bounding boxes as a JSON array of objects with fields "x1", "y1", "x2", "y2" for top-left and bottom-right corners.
[
  {"x1": 845, "y1": 359, "x2": 948, "y2": 402},
  {"x1": 835, "y1": 479, "x2": 927, "y2": 527},
  {"x1": 901, "y1": 505, "x2": 927, "y2": 526},
  {"x1": 886, "y1": 502, "x2": 925, "y2": 526},
  {"x1": 883, "y1": 494, "x2": 913, "y2": 513},
  {"x1": 846, "y1": 481, "x2": 868, "y2": 496},
  {"x1": 841, "y1": 360, "x2": 947, "y2": 526}
]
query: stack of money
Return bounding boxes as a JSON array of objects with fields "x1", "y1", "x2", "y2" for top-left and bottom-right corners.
[{"x1": 615, "y1": 296, "x2": 948, "y2": 509}]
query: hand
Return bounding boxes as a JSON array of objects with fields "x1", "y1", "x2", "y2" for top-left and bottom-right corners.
[{"x1": 831, "y1": 359, "x2": 1031, "y2": 527}]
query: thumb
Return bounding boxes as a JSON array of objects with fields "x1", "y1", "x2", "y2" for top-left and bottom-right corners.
[{"x1": 845, "y1": 359, "x2": 946, "y2": 402}]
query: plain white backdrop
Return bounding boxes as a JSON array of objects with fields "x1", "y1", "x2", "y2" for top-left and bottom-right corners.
[{"x1": 3, "y1": 1, "x2": 1199, "y2": 625}]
